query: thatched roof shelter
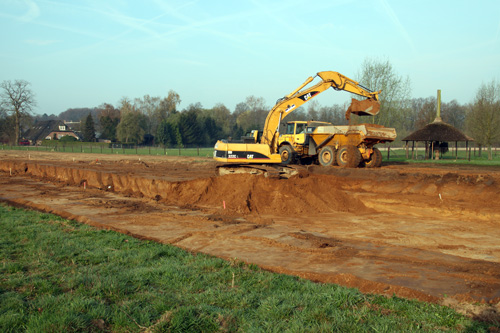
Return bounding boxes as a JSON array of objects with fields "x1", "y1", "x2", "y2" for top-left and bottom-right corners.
[
  {"x1": 402, "y1": 118, "x2": 474, "y2": 160},
  {"x1": 402, "y1": 119, "x2": 473, "y2": 142}
]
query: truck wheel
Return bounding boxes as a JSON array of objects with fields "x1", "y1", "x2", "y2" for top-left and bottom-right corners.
[
  {"x1": 364, "y1": 148, "x2": 382, "y2": 168},
  {"x1": 319, "y1": 146, "x2": 335, "y2": 166},
  {"x1": 337, "y1": 145, "x2": 362, "y2": 168},
  {"x1": 279, "y1": 145, "x2": 294, "y2": 165}
]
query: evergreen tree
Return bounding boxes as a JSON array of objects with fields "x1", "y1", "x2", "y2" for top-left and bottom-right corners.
[
  {"x1": 177, "y1": 110, "x2": 203, "y2": 146},
  {"x1": 157, "y1": 120, "x2": 176, "y2": 147},
  {"x1": 83, "y1": 113, "x2": 96, "y2": 142}
]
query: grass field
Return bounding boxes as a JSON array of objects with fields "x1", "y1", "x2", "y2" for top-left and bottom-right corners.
[
  {"x1": 1, "y1": 143, "x2": 214, "y2": 158},
  {"x1": 0, "y1": 204, "x2": 496, "y2": 332},
  {"x1": 3, "y1": 143, "x2": 499, "y2": 167}
]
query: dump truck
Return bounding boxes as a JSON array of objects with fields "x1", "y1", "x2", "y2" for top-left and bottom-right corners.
[{"x1": 278, "y1": 120, "x2": 396, "y2": 168}]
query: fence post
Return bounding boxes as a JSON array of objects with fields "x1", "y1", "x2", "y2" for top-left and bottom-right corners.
[{"x1": 387, "y1": 144, "x2": 390, "y2": 160}]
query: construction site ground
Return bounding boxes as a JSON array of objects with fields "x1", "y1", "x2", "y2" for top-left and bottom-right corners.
[{"x1": 1, "y1": 150, "x2": 499, "y2": 309}]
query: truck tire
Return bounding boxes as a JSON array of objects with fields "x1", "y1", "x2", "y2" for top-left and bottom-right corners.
[
  {"x1": 364, "y1": 147, "x2": 382, "y2": 168},
  {"x1": 337, "y1": 145, "x2": 362, "y2": 168},
  {"x1": 279, "y1": 145, "x2": 294, "y2": 165},
  {"x1": 318, "y1": 146, "x2": 335, "y2": 166}
]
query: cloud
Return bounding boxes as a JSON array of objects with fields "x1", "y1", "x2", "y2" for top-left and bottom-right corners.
[
  {"x1": 378, "y1": 0, "x2": 416, "y2": 53},
  {"x1": 20, "y1": 0, "x2": 40, "y2": 21}
]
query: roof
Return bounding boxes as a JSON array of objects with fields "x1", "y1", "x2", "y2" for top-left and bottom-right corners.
[
  {"x1": 22, "y1": 120, "x2": 77, "y2": 141},
  {"x1": 402, "y1": 119, "x2": 473, "y2": 142}
]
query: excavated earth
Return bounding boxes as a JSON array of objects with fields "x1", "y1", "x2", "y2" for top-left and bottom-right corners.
[{"x1": 1, "y1": 151, "x2": 500, "y2": 310}]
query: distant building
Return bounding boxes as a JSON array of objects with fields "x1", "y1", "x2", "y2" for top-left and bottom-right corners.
[{"x1": 22, "y1": 120, "x2": 81, "y2": 145}]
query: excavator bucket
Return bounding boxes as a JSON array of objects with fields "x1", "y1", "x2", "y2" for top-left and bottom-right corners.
[{"x1": 345, "y1": 98, "x2": 380, "y2": 120}]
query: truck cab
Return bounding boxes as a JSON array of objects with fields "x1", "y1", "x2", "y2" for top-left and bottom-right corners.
[{"x1": 278, "y1": 121, "x2": 332, "y2": 164}]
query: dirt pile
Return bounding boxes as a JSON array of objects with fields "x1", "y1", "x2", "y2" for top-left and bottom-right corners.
[{"x1": 186, "y1": 174, "x2": 372, "y2": 215}]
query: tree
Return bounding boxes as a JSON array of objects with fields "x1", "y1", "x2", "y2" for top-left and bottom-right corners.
[
  {"x1": 177, "y1": 107, "x2": 203, "y2": 146},
  {"x1": 414, "y1": 97, "x2": 436, "y2": 129},
  {"x1": 0, "y1": 114, "x2": 16, "y2": 144},
  {"x1": 116, "y1": 98, "x2": 147, "y2": 144},
  {"x1": 116, "y1": 111, "x2": 147, "y2": 144},
  {"x1": 98, "y1": 103, "x2": 120, "y2": 141},
  {"x1": 356, "y1": 58, "x2": 412, "y2": 130},
  {"x1": 235, "y1": 96, "x2": 268, "y2": 133},
  {"x1": 158, "y1": 90, "x2": 181, "y2": 121},
  {"x1": 0, "y1": 80, "x2": 36, "y2": 145},
  {"x1": 442, "y1": 100, "x2": 466, "y2": 131},
  {"x1": 134, "y1": 94, "x2": 161, "y2": 135},
  {"x1": 205, "y1": 103, "x2": 231, "y2": 138},
  {"x1": 83, "y1": 113, "x2": 96, "y2": 142},
  {"x1": 156, "y1": 120, "x2": 177, "y2": 147},
  {"x1": 466, "y1": 80, "x2": 500, "y2": 160}
]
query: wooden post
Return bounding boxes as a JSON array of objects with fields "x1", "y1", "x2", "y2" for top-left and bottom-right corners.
[
  {"x1": 387, "y1": 144, "x2": 390, "y2": 160},
  {"x1": 467, "y1": 141, "x2": 470, "y2": 161},
  {"x1": 405, "y1": 141, "x2": 409, "y2": 159}
]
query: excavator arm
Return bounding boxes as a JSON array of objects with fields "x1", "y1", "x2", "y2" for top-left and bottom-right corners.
[{"x1": 260, "y1": 71, "x2": 381, "y2": 153}]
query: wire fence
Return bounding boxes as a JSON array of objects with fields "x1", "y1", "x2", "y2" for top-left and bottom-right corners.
[
  {"x1": 1, "y1": 143, "x2": 215, "y2": 158},
  {"x1": 2, "y1": 143, "x2": 498, "y2": 164}
]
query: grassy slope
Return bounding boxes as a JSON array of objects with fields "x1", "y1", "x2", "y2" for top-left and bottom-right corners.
[{"x1": 0, "y1": 204, "x2": 495, "y2": 332}]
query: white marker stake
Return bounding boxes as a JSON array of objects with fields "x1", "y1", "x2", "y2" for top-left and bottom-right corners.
[{"x1": 223, "y1": 200, "x2": 226, "y2": 209}]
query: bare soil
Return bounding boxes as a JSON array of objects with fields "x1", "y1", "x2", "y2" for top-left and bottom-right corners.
[{"x1": 1, "y1": 151, "x2": 500, "y2": 308}]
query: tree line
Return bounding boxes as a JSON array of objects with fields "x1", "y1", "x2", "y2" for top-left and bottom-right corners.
[{"x1": 1, "y1": 59, "x2": 499, "y2": 158}]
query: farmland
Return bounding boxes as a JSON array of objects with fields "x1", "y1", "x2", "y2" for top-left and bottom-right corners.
[{"x1": 0, "y1": 150, "x2": 499, "y2": 328}]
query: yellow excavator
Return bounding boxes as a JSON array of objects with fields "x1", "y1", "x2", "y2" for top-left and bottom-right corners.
[{"x1": 213, "y1": 71, "x2": 382, "y2": 175}]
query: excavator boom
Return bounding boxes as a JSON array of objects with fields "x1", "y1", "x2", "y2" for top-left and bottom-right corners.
[
  {"x1": 260, "y1": 71, "x2": 381, "y2": 153},
  {"x1": 213, "y1": 70, "x2": 382, "y2": 168}
]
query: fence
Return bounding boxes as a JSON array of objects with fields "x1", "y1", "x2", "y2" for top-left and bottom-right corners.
[
  {"x1": 1, "y1": 143, "x2": 215, "y2": 158},
  {"x1": 2, "y1": 143, "x2": 498, "y2": 163}
]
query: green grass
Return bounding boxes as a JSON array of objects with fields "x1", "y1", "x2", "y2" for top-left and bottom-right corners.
[
  {"x1": 0, "y1": 204, "x2": 496, "y2": 332},
  {"x1": 383, "y1": 148, "x2": 500, "y2": 166}
]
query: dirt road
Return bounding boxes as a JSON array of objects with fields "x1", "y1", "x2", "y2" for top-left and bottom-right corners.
[{"x1": 1, "y1": 150, "x2": 499, "y2": 306}]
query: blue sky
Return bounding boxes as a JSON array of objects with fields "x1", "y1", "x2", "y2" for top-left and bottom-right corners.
[{"x1": 1, "y1": 0, "x2": 499, "y2": 115}]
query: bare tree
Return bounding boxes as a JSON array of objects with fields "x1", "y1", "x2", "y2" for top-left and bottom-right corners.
[
  {"x1": 158, "y1": 90, "x2": 181, "y2": 121},
  {"x1": 356, "y1": 58, "x2": 412, "y2": 129},
  {"x1": 442, "y1": 100, "x2": 466, "y2": 131},
  {"x1": 466, "y1": 80, "x2": 500, "y2": 160},
  {"x1": 0, "y1": 80, "x2": 36, "y2": 145}
]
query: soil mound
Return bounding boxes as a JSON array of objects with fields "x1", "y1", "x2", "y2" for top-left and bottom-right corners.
[{"x1": 180, "y1": 174, "x2": 371, "y2": 215}]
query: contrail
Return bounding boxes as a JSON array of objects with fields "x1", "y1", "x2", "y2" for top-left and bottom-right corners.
[{"x1": 378, "y1": 0, "x2": 416, "y2": 53}]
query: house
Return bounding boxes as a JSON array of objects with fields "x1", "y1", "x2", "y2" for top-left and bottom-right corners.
[{"x1": 22, "y1": 120, "x2": 81, "y2": 145}]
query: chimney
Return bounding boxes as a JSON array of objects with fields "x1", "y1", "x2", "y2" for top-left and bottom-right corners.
[{"x1": 434, "y1": 89, "x2": 443, "y2": 123}]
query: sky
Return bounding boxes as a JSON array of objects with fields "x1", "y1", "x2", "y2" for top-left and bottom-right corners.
[{"x1": 1, "y1": 0, "x2": 499, "y2": 116}]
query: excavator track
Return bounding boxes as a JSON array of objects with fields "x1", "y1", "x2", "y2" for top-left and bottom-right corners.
[{"x1": 216, "y1": 164, "x2": 308, "y2": 179}]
